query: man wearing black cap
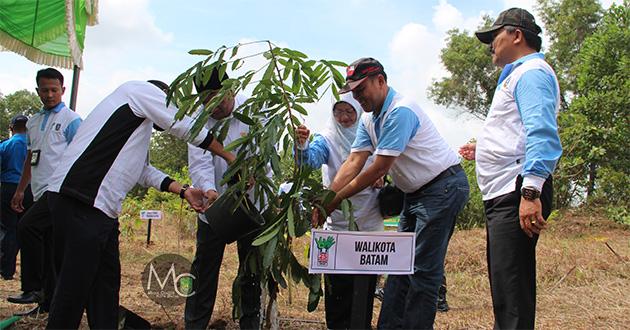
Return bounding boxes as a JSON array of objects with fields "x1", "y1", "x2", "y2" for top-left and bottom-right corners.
[
  {"x1": 316, "y1": 57, "x2": 469, "y2": 329},
  {"x1": 459, "y1": 7, "x2": 561, "y2": 329},
  {"x1": 185, "y1": 68, "x2": 264, "y2": 330},
  {"x1": 0, "y1": 115, "x2": 33, "y2": 280}
]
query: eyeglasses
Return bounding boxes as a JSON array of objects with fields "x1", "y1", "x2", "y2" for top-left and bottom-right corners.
[{"x1": 333, "y1": 109, "x2": 356, "y2": 117}]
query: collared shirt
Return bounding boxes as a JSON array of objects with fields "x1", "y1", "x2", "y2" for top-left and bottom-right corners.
[
  {"x1": 187, "y1": 94, "x2": 273, "y2": 225},
  {"x1": 26, "y1": 102, "x2": 82, "y2": 200},
  {"x1": 476, "y1": 52, "x2": 562, "y2": 200},
  {"x1": 0, "y1": 133, "x2": 28, "y2": 183},
  {"x1": 351, "y1": 88, "x2": 460, "y2": 193},
  {"x1": 47, "y1": 81, "x2": 215, "y2": 218}
]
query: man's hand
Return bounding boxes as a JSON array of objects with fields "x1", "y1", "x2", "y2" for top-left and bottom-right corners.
[
  {"x1": 204, "y1": 189, "x2": 219, "y2": 208},
  {"x1": 458, "y1": 143, "x2": 476, "y2": 161},
  {"x1": 296, "y1": 125, "x2": 310, "y2": 147},
  {"x1": 184, "y1": 187, "x2": 207, "y2": 212},
  {"x1": 311, "y1": 197, "x2": 340, "y2": 228},
  {"x1": 519, "y1": 197, "x2": 546, "y2": 238},
  {"x1": 11, "y1": 191, "x2": 25, "y2": 213}
]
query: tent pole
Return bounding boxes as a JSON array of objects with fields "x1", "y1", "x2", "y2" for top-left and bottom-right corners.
[{"x1": 69, "y1": 65, "x2": 80, "y2": 111}]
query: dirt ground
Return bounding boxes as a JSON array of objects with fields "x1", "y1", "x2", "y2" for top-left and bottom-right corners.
[{"x1": 1, "y1": 210, "x2": 628, "y2": 329}]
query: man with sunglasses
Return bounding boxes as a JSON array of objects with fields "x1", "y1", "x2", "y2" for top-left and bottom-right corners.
[
  {"x1": 315, "y1": 57, "x2": 469, "y2": 329},
  {"x1": 459, "y1": 8, "x2": 562, "y2": 329}
]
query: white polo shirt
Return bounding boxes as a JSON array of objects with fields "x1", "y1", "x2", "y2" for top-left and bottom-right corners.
[
  {"x1": 26, "y1": 102, "x2": 82, "y2": 200},
  {"x1": 351, "y1": 88, "x2": 460, "y2": 193}
]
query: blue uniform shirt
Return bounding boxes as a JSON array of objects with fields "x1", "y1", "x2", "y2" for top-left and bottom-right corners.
[{"x1": 0, "y1": 133, "x2": 28, "y2": 183}]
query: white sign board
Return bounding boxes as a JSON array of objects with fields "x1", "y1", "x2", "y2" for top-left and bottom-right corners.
[
  {"x1": 308, "y1": 229, "x2": 415, "y2": 275},
  {"x1": 140, "y1": 210, "x2": 162, "y2": 220}
]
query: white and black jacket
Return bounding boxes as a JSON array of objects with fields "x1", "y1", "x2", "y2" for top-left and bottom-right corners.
[{"x1": 47, "y1": 81, "x2": 214, "y2": 218}]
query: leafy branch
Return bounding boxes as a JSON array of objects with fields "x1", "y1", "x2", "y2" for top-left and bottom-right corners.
[{"x1": 167, "y1": 40, "x2": 347, "y2": 313}]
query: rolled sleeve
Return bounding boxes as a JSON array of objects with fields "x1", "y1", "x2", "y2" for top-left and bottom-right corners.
[
  {"x1": 350, "y1": 120, "x2": 374, "y2": 153},
  {"x1": 515, "y1": 69, "x2": 562, "y2": 182},
  {"x1": 374, "y1": 107, "x2": 419, "y2": 156}
]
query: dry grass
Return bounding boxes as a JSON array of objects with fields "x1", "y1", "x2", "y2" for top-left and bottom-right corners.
[{"x1": 1, "y1": 210, "x2": 628, "y2": 329}]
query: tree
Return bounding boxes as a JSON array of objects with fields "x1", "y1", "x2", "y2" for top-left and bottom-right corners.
[
  {"x1": 536, "y1": 0, "x2": 603, "y2": 95},
  {"x1": 428, "y1": 16, "x2": 500, "y2": 119},
  {"x1": 568, "y1": 1, "x2": 630, "y2": 200},
  {"x1": 149, "y1": 131, "x2": 189, "y2": 175},
  {"x1": 168, "y1": 41, "x2": 347, "y2": 314},
  {"x1": 0, "y1": 89, "x2": 41, "y2": 139}
]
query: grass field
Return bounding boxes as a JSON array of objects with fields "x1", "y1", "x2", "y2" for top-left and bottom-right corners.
[{"x1": 1, "y1": 210, "x2": 628, "y2": 329}]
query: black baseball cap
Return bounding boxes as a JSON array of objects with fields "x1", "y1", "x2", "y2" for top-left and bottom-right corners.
[
  {"x1": 194, "y1": 67, "x2": 229, "y2": 93},
  {"x1": 339, "y1": 58, "x2": 386, "y2": 94},
  {"x1": 475, "y1": 8, "x2": 542, "y2": 44},
  {"x1": 10, "y1": 115, "x2": 28, "y2": 127}
]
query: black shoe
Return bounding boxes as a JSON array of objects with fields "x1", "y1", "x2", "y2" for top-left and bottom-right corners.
[
  {"x1": 374, "y1": 287, "x2": 385, "y2": 301},
  {"x1": 437, "y1": 285, "x2": 449, "y2": 312},
  {"x1": 13, "y1": 304, "x2": 48, "y2": 317},
  {"x1": 7, "y1": 291, "x2": 43, "y2": 304}
]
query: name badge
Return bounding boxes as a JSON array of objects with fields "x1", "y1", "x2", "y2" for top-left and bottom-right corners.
[{"x1": 31, "y1": 150, "x2": 41, "y2": 166}]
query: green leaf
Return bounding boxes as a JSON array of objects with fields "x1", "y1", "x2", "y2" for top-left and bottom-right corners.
[
  {"x1": 287, "y1": 204, "x2": 296, "y2": 238},
  {"x1": 232, "y1": 111, "x2": 256, "y2": 125},
  {"x1": 224, "y1": 135, "x2": 249, "y2": 152},
  {"x1": 188, "y1": 49, "x2": 213, "y2": 55},
  {"x1": 252, "y1": 218, "x2": 283, "y2": 246},
  {"x1": 262, "y1": 61, "x2": 276, "y2": 82},
  {"x1": 292, "y1": 68, "x2": 302, "y2": 94},
  {"x1": 231, "y1": 44, "x2": 239, "y2": 58},
  {"x1": 262, "y1": 236, "x2": 278, "y2": 268},
  {"x1": 231, "y1": 59, "x2": 243, "y2": 71},
  {"x1": 327, "y1": 60, "x2": 348, "y2": 67}
]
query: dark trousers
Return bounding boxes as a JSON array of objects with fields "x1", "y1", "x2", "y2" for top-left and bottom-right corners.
[
  {"x1": 185, "y1": 217, "x2": 261, "y2": 330},
  {"x1": 16, "y1": 191, "x2": 55, "y2": 308},
  {"x1": 47, "y1": 193, "x2": 120, "y2": 330},
  {"x1": 484, "y1": 176, "x2": 553, "y2": 330},
  {"x1": 378, "y1": 169, "x2": 469, "y2": 329},
  {"x1": 325, "y1": 274, "x2": 377, "y2": 329},
  {"x1": 0, "y1": 183, "x2": 33, "y2": 278}
]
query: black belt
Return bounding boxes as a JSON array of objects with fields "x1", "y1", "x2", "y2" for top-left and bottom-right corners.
[{"x1": 408, "y1": 164, "x2": 463, "y2": 196}]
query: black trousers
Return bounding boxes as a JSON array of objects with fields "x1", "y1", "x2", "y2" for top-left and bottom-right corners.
[
  {"x1": 184, "y1": 217, "x2": 261, "y2": 330},
  {"x1": 484, "y1": 176, "x2": 552, "y2": 330},
  {"x1": 325, "y1": 274, "x2": 377, "y2": 329},
  {"x1": 0, "y1": 183, "x2": 33, "y2": 278},
  {"x1": 16, "y1": 191, "x2": 55, "y2": 308},
  {"x1": 47, "y1": 193, "x2": 120, "y2": 330}
]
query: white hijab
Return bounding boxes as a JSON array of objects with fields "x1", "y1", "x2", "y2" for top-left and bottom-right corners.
[{"x1": 320, "y1": 94, "x2": 364, "y2": 160}]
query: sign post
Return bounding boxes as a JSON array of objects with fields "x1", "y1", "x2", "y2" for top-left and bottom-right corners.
[
  {"x1": 140, "y1": 210, "x2": 162, "y2": 245},
  {"x1": 309, "y1": 229, "x2": 416, "y2": 328}
]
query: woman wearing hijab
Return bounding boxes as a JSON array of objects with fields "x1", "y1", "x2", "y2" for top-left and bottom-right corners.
[{"x1": 296, "y1": 94, "x2": 383, "y2": 329}]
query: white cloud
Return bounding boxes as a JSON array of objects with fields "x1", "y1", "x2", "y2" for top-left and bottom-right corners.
[
  {"x1": 87, "y1": 0, "x2": 172, "y2": 53},
  {"x1": 432, "y1": 0, "x2": 464, "y2": 32},
  {"x1": 386, "y1": 1, "x2": 486, "y2": 149}
]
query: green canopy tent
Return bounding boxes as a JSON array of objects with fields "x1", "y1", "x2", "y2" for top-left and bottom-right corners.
[{"x1": 0, "y1": 0, "x2": 98, "y2": 110}]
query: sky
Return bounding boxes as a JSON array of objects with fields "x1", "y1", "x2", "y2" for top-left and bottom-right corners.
[{"x1": 0, "y1": 0, "x2": 620, "y2": 149}]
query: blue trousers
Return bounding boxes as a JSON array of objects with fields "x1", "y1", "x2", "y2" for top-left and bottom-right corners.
[{"x1": 378, "y1": 169, "x2": 469, "y2": 329}]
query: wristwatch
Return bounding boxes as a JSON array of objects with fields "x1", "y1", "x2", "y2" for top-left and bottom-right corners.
[
  {"x1": 521, "y1": 186, "x2": 541, "y2": 201},
  {"x1": 179, "y1": 184, "x2": 190, "y2": 199}
]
